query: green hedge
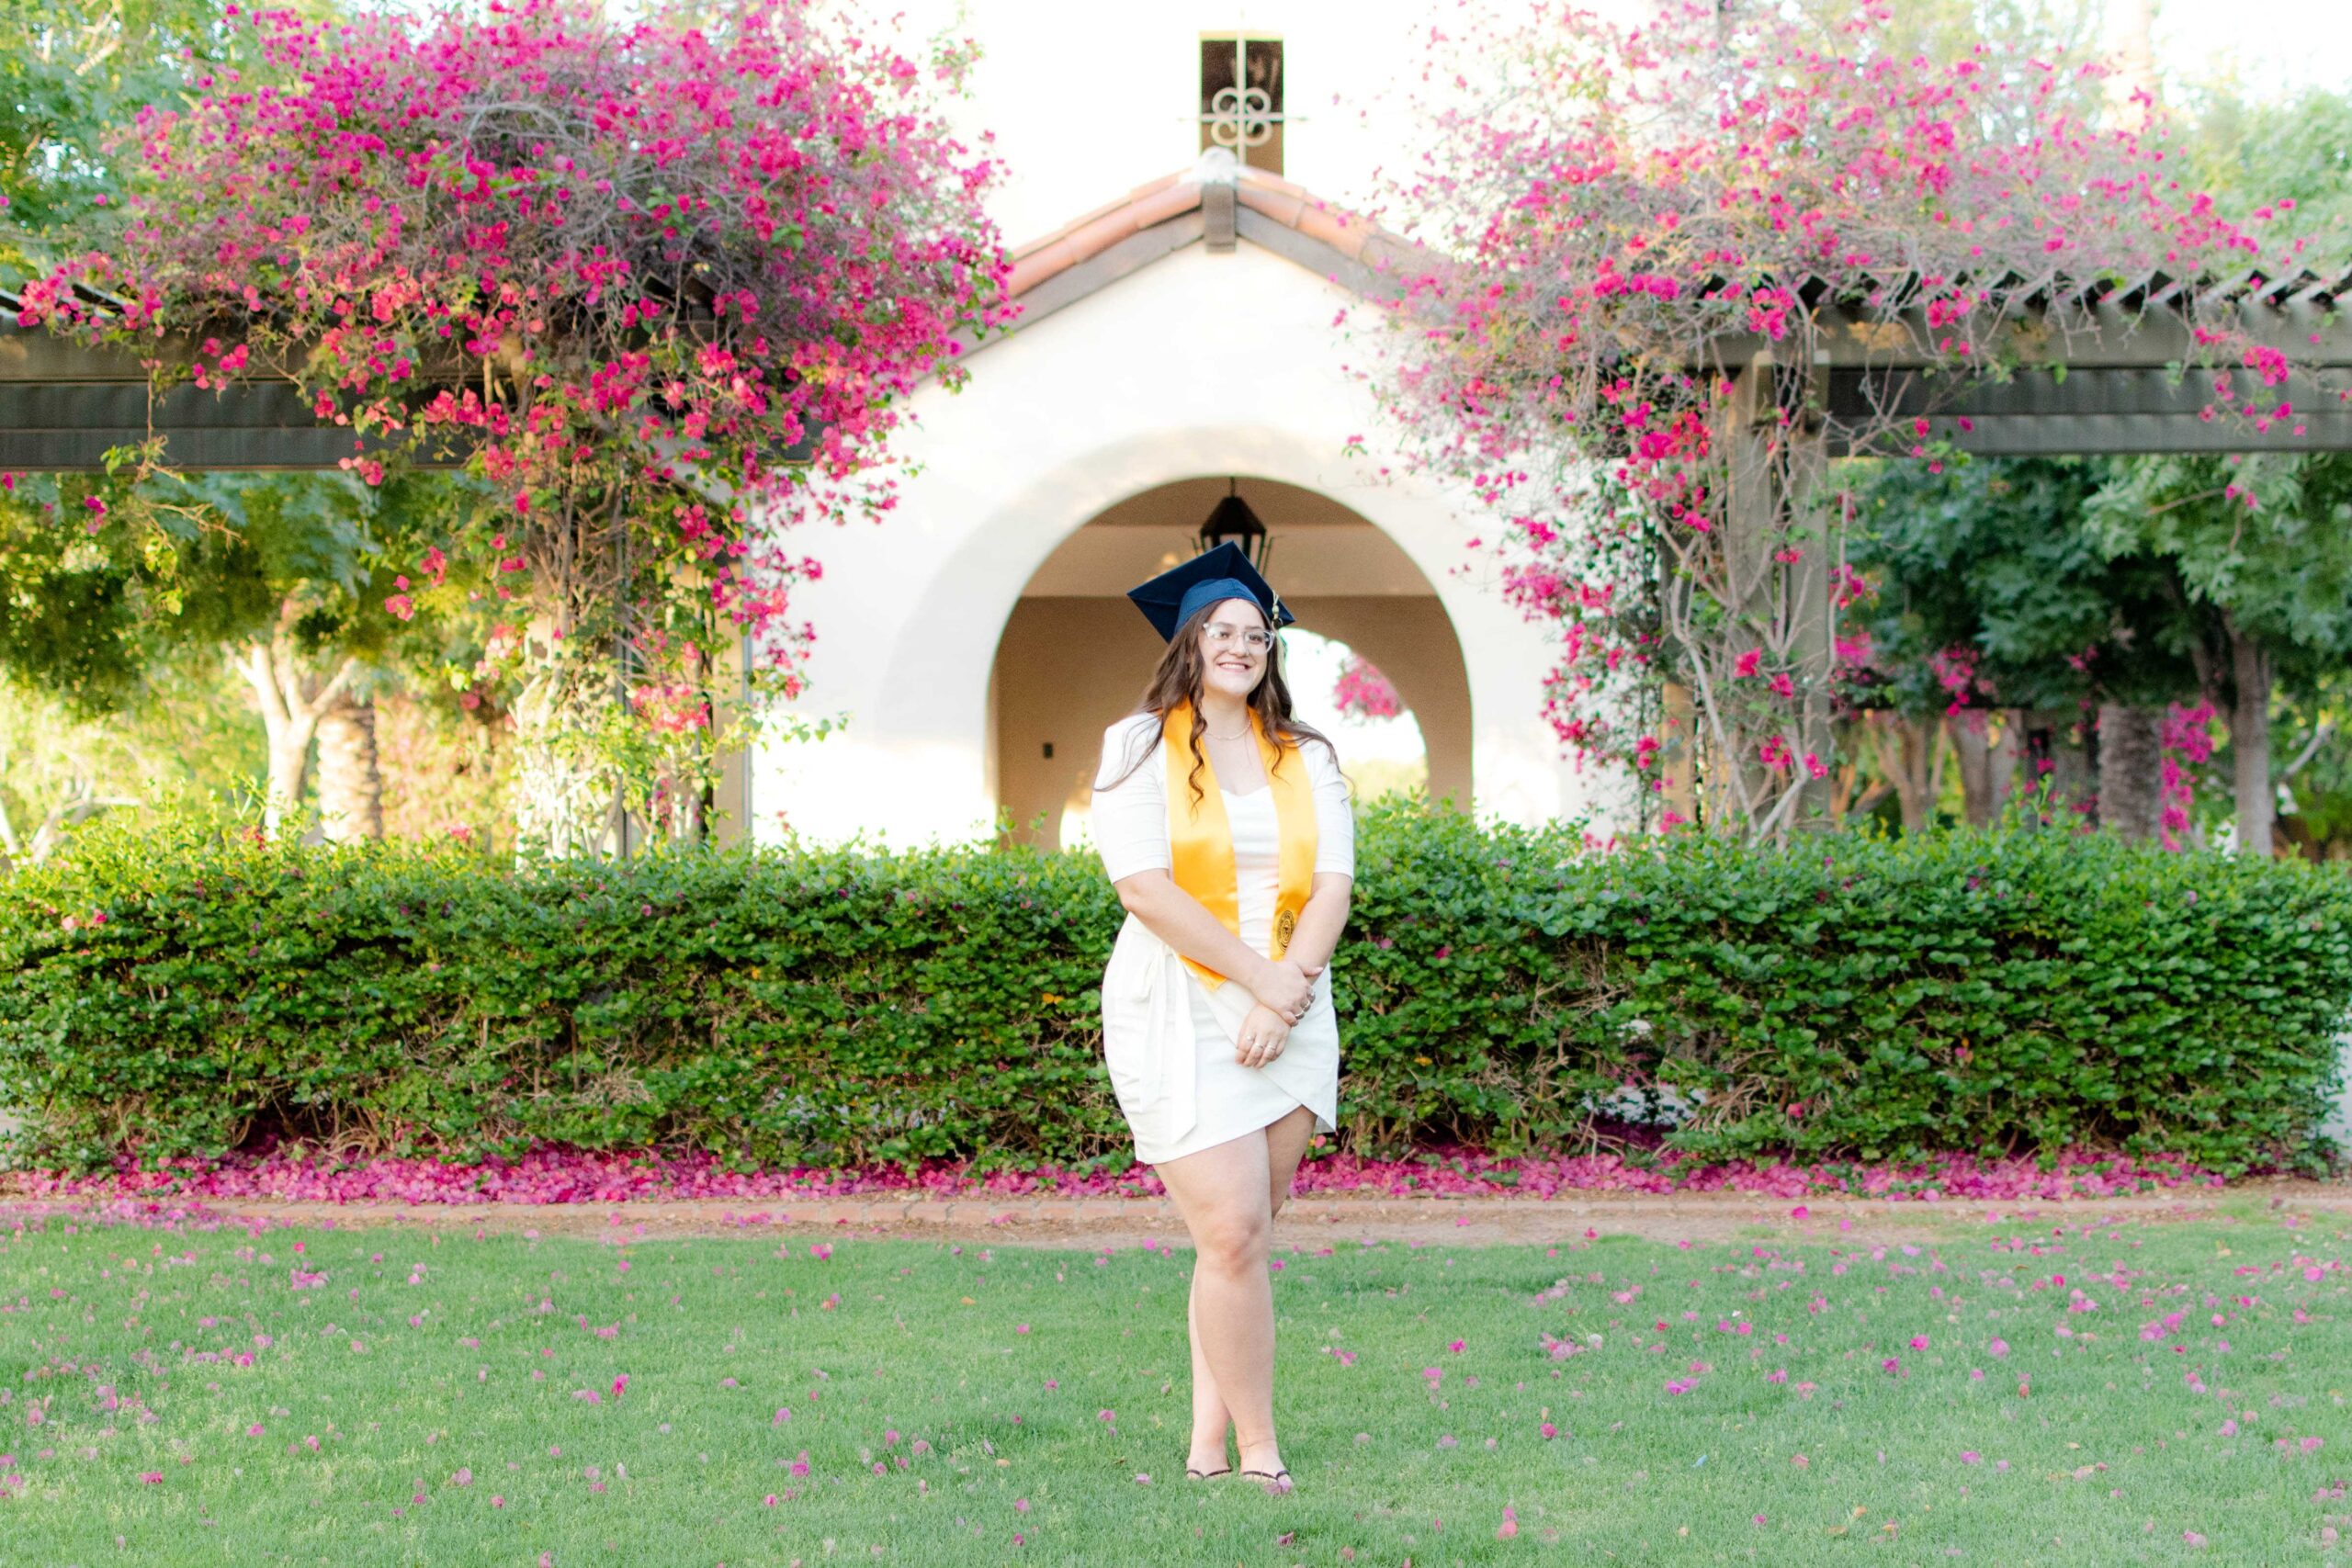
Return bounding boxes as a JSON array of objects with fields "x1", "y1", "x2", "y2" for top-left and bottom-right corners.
[{"x1": 4, "y1": 803, "x2": 2350, "y2": 1172}]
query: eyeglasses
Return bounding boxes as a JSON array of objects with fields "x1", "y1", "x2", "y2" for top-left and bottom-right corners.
[{"x1": 1202, "y1": 625, "x2": 1276, "y2": 655}]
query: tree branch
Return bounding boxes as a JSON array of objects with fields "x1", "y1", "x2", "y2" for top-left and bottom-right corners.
[{"x1": 301, "y1": 656, "x2": 364, "y2": 723}]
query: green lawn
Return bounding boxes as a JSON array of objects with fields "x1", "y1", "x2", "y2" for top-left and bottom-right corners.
[{"x1": 1, "y1": 1207, "x2": 2347, "y2": 1565}]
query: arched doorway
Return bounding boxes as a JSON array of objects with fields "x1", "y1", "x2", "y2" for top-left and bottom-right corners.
[{"x1": 988, "y1": 476, "x2": 1472, "y2": 851}]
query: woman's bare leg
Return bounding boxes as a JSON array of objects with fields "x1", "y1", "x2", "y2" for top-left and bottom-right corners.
[
  {"x1": 1158, "y1": 1129, "x2": 1283, "y2": 1479},
  {"x1": 1263, "y1": 1105, "x2": 1317, "y2": 1217},
  {"x1": 1184, "y1": 1269, "x2": 1229, "y2": 1472},
  {"x1": 1181, "y1": 1105, "x2": 1317, "y2": 1472}
]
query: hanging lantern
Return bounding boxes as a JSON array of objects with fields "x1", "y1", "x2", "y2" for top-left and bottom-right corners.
[{"x1": 1194, "y1": 478, "x2": 1272, "y2": 574}]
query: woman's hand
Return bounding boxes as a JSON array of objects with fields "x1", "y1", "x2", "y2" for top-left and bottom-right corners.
[
  {"x1": 1235, "y1": 1004, "x2": 1292, "y2": 1069},
  {"x1": 1248, "y1": 956, "x2": 1313, "y2": 1023}
]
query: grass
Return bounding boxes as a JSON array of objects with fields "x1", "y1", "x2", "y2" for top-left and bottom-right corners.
[{"x1": 0, "y1": 1206, "x2": 2347, "y2": 1565}]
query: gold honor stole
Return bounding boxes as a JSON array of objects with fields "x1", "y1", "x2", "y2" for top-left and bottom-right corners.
[{"x1": 1161, "y1": 700, "x2": 1317, "y2": 989}]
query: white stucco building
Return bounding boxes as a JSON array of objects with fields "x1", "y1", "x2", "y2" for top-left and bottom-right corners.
[{"x1": 744, "y1": 2, "x2": 1599, "y2": 851}]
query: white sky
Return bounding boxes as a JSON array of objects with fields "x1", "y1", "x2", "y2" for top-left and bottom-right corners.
[
  {"x1": 2140, "y1": 0, "x2": 2352, "y2": 96},
  {"x1": 1507, "y1": 0, "x2": 2349, "y2": 95}
]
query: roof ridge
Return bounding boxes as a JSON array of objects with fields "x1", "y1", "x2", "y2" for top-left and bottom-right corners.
[{"x1": 1001, "y1": 166, "x2": 1417, "y2": 300}]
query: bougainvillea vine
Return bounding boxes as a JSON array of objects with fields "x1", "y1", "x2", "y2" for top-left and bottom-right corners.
[
  {"x1": 21, "y1": 0, "x2": 1011, "y2": 851},
  {"x1": 1359, "y1": 0, "x2": 2326, "y2": 839}
]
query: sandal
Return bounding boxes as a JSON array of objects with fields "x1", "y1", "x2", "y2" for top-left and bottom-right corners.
[
  {"x1": 1238, "y1": 1467, "x2": 1293, "y2": 1494},
  {"x1": 1185, "y1": 1463, "x2": 1233, "y2": 1481}
]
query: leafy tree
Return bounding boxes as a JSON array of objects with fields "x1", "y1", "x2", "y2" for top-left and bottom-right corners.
[
  {"x1": 1845, "y1": 457, "x2": 2206, "y2": 831},
  {"x1": 0, "y1": 0, "x2": 232, "y2": 279},
  {"x1": 0, "y1": 654, "x2": 261, "y2": 868},
  {"x1": 0, "y1": 467, "x2": 493, "y2": 843},
  {"x1": 22, "y1": 0, "x2": 1010, "y2": 856},
  {"x1": 2072, "y1": 75, "x2": 2352, "y2": 856},
  {"x1": 2178, "y1": 84, "x2": 2352, "y2": 252},
  {"x1": 2086, "y1": 455, "x2": 2352, "y2": 855}
]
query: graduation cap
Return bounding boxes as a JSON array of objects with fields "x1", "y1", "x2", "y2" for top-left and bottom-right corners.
[{"x1": 1125, "y1": 539, "x2": 1295, "y2": 643}]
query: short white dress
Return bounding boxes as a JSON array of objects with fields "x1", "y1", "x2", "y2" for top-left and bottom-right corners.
[{"x1": 1091, "y1": 713, "x2": 1354, "y2": 1164}]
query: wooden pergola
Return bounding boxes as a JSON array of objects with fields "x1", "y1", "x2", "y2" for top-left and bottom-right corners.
[
  {"x1": 3, "y1": 188, "x2": 2347, "y2": 848},
  {"x1": 1669, "y1": 264, "x2": 2352, "y2": 829},
  {"x1": 6, "y1": 254, "x2": 2346, "y2": 468},
  {"x1": 1791, "y1": 265, "x2": 2352, "y2": 457}
]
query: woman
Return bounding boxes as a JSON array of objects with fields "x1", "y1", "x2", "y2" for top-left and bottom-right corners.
[{"x1": 1089, "y1": 540, "x2": 1354, "y2": 1497}]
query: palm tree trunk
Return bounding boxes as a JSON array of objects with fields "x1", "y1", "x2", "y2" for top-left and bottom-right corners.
[
  {"x1": 2097, "y1": 704, "x2": 2164, "y2": 840},
  {"x1": 1869, "y1": 713, "x2": 1938, "y2": 832},
  {"x1": 2015, "y1": 708, "x2": 2095, "y2": 828},
  {"x1": 1948, "y1": 710, "x2": 2017, "y2": 828},
  {"x1": 2229, "y1": 618, "x2": 2274, "y2": 857},
  {"x1": 316, "y1": 691, "x2": 384, "y2": 842}
]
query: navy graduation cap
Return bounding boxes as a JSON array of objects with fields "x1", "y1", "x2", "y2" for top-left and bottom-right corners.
[{"x1": 1125, "y1": 540, "x2": 1295, "y2": 643}]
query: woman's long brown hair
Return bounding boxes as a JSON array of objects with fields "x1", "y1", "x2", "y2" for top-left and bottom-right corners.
[{"x1": 1102, "y1": 599, "x2": 1333, "y2": 806}]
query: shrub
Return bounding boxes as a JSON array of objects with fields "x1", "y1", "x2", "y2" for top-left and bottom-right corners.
[{"x1": 4, "y1": 804, "x2": 2348, "y2": 1172}]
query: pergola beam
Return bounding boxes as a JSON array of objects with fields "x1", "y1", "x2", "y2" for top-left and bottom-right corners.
[
  {"x1": 6, "y1": 256, "x2": 2351, "y2": 471},
  {"x1": 0, "y1": 316, "x2": 466, "y2": 471},
  {"x1": 0, "y1": 317, "x2": 811, "y2": 471},
  {"x1": 0, "y1": 378, "x2": 465, "y2": 470},
  {"x1": 1825, "y1": 366, "x2": 2352, "y2": 457},
  {"x1": 1713, "y1": 299, "x2": 2352, "y2": 373}
]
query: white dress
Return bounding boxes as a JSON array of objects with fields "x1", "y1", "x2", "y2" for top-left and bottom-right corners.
[{"x1": 1091, "y1": 713, "x2": 1355, "y2": 1164}]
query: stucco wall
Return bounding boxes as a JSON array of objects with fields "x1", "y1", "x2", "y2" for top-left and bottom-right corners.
[{"x1": 750, "y1": 242, "x2": 1589, "y2": 848}]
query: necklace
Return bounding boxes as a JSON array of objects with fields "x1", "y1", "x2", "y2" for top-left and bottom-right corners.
[{"x1": 1204, "y1": 720, "x2": 1250, "y2": 741}]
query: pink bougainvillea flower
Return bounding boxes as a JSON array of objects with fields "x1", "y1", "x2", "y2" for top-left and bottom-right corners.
[
  {"x1": 14, "y1": 0, "x2": 1012, "y2": 831},
  {"x1": 1343, "y1": 0, "x2": 2300, "y2": 818}
]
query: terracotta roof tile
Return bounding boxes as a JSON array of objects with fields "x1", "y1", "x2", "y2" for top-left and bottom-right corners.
[
  {"x1": 1001, "y1": 167, "x2": 1419, "y2": 301},
  {"x1": 1237, "y1": 185, "x2": 1306, "y2": 228}
]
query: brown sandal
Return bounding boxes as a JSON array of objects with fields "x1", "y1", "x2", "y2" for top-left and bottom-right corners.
[
  {"x1": 1238, "y1": 1467, "x2": 1292, "y2": 1494},
  {"x1": 1185, "y1": 1463, "x2": 1233, "y2": 1481}
]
